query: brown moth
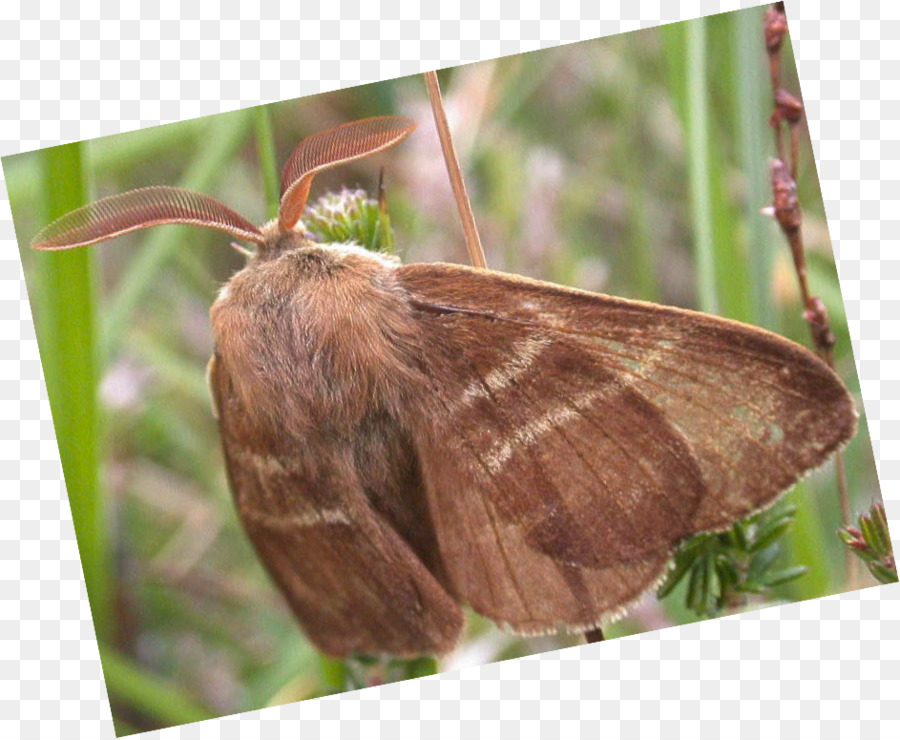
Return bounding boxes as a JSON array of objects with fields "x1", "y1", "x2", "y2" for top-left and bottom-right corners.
[{"x1": 31, "y1": 115, "x2": 857, "y2": 658}]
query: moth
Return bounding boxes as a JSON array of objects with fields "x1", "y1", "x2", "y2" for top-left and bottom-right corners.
[{"x1": 32, "y1": 115, "x2": 857, "y2": 658}]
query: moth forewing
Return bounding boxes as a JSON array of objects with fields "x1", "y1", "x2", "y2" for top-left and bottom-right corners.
[{"x1": 394, "y1": 262, "x2": 856, "y2": 634}]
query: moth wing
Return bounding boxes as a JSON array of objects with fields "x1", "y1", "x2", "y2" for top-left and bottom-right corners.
[
  {"x1": 396, "y1": 263, "x2": 856, "y2": 633},
  {"x1": 208, "y1": 355, "x2": 464, "y2": 657}
]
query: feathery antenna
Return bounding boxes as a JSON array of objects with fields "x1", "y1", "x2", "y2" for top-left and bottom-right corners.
[
  {"x1": 278, "y1": 116, "x2": 416, "y2": 233},
  {"x1": 31, "y1": 186, "x2": 264, "y2": 251}
]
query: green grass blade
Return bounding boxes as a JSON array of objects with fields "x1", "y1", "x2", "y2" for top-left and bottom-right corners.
[
  {"x1": 621, "y1": 43, "x2": 658, "y2": 303},
  {"x1": 101, "y1": 108, "x2": 254, "y2": 361},
  {"x1": 32, "y1": 142, "x2": 111, "y2": 642},
  {"x1": 735, "y1": 7, "x2": 778, "y2": 329},
  {"x1": 254, "y1": 104, "x2": 280, "y2": 220},
  {"x1": 780, "y1": 483, "x2": 832, "y2": 599},
  {"x1": 685, "y1": 17, "x2": 718, "y2": 315},
  {"x1": 101, "y1": 646, "x2": 215, "y2": 728},
  {"x1": 707, "y1": 18, "x2": 753, "y2": 324}
]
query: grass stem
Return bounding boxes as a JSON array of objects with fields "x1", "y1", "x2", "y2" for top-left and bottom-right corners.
[
  {"x1": 33, "y1": 142, "x2": 110, "y2": 642},
  {"x1": 254, "y1": 104, "x2": 280, "y2": 220},
  {"x1": 686, "y1": 18, "x2": 719, "y2": 315}
]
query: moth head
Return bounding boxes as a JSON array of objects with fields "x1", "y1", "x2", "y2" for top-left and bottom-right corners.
[{"x1": 30, "y1": 116, "x2": 417, "y2": 258}]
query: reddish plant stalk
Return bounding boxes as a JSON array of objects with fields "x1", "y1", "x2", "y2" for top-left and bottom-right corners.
[{"x1": 764, "y1": 4, "x2": 851, "y2": 534}]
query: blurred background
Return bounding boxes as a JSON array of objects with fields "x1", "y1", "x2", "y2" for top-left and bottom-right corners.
[{"x1": 5, "y1": 6, "x2": 883, "y2": 735}]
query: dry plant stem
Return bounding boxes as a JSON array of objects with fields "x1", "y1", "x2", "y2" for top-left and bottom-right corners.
[
  {"x1": 423, "y1": 70, "x2": 488, "y2": 269},
  {"x1": 765, "y1": 4, "x2": 853, "y2": 560}
]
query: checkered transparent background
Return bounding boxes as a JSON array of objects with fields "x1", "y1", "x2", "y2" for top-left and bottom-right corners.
[{"x1": 1, "y1": 0, "x2": 897, "y2": 737}]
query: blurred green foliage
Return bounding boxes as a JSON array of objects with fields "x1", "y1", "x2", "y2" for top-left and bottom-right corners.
[{"x1": 4, "y1": 7, "x2": 884, "y2": 735}]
